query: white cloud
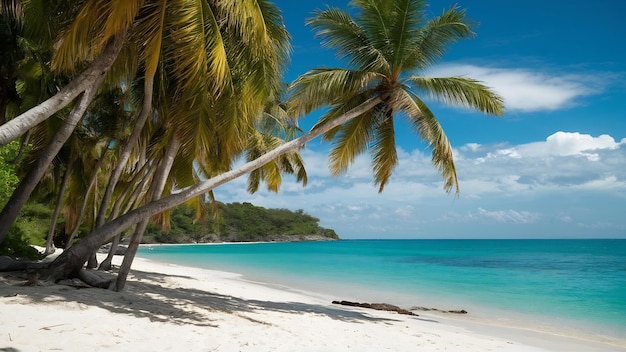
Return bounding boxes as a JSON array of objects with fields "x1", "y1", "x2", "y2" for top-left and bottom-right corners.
[
  {"x1": 472, "y1": 131, "x2": 624, "y2": 162},
  {"x1": 473, "y1": 208, "x2": 541, "y2": 224},
  {"x1": 426, "y1": 64, "x2": 605, "y2": 112},
  {"x1": 394, "y1": 205, "x2": 415, "y2": 218},
  {"x1": 573, "y1": 176, "x2": 626, "y2": 192},
  {"x1": 463, "y1": 143, "x2": 481, "y2": 152},
  {"x1": 212, "y1": 131, "x2": 625, "y2": 238}
]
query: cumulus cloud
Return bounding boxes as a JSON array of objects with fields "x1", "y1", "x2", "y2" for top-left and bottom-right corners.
[
  {"x1": 426, "y1": 64, "x2": 605, "y2": 112},
  {"x1": 213, "y1": 131, "x2": 625, "y2": 238},
  {"x1": 473, "y1": 131, "x2": 625, "y2": 162}
]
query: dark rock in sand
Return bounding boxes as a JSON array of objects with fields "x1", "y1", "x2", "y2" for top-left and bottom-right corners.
[
  {"x1": 411, "y1": 306, "x2": 468, "y2": 314},
  {"x1": 332, "y1": 300, "x2": 418, "y2": 316}
]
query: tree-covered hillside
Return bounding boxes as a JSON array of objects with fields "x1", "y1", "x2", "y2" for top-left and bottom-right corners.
[{"x1": 143, "y1": 202, "x2": 339, "y2": 243}]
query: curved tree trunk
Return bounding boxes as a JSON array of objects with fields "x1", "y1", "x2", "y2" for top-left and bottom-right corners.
[
  {"x1": 86, "y1": 74, "x2": 155, "y2": 269},
  {"x1": 98, "y1": 159, "x2": 154, "y2": 271},
  {"x1": 0, "y1": 79, "x2": 106, "y2": 245},
  {"x1": 44, "y1": 96, "x2": 382, "y2": 281},
  {"x1": 45, "y1": 157, "x2": 75, "y2": 255},
  {"x1": 97, "y1": 233, "x2": 122, "y2": 271},
  {"x1": 114, "y1": 136, "x2": 180, "y2": 291},
  {"x1": 86, "y1": 248, "x2": 99, "y2": 269},
  {"x1": 65, "y1": 140, "x2": 112, "y2": 249},
  {"x1": 96, "y1": 74, "x2": 155, "y2": 229},
  {"x1": 0, "y1": 34, "x2": 125, "y2": 146}
]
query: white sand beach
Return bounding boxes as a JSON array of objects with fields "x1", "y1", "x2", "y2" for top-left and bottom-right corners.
[{"x1": 1, "y1": 253, "x2": 624, "y2": 352}]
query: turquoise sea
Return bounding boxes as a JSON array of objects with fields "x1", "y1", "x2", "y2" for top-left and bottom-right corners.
[{"x1": 137, "y1": 239, "x2": 626, "y2": 339}]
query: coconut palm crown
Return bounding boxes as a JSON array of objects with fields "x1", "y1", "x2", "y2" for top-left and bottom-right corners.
[{"x1": 289, "y1": 0, "x2": 505, "y2": 194}]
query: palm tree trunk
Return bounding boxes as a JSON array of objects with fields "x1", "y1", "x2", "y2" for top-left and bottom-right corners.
[
  {"x1": 45, "y1": 95, "x2": 382, "y2": 280},
  {"x1": 0, "y1": 34, "x2": 125, "y2": 146},
  {"x1": 65, "y1": 140, "x2": 111, "y2": 249},
  {"x1": 0, "y1": 78, "x2": 106, "y2": 245},
  {"x1": 86, "y1": 74, "x2": 154, "y2": 268},
  {"x1": 95, "y1": 74, "x2": 155, "y2": 229},
  {"x1": 113, "y1": 136, "x2": 180, "y2": 291},
  {"x1": 97, "y1": 232, "x2": 122, "y2": 271},
  {"x1": 83, "y1": 66, "x2": 153, "y2": 271},
  {"x1": 86, "y1": 251, "x2": 99, "y2": 269},
  {"x1": 98, "y1": 159, "x2": 155, "y2": 271},
  {"x1": 45, "y1": 157, "x2": 75, "y2": 255}
]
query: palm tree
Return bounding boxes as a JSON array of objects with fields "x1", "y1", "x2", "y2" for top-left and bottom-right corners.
[
  {"x1": 0, "y1": 0, "x2": 132, "y2": 244},
  {"x1": 0, "y1": 0, "x2": 130, "y2": 146},
  {"x1": 291, "y1": 0, "x2": 504, "y2": 193},
  {"x1": 0, "y1": 0, "x2": 288, "y2": 247},
  {"x1": 110, "y1": 0, "x2": 295, "y2": 289},
  {"x1": 45, "y1": 0, "x2": 504, "y2": 283}
]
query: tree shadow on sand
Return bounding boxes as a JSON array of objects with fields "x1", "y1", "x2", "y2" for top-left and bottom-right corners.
[{"x1": 0, "y1": 268, "x2": 437, "y2": 331}]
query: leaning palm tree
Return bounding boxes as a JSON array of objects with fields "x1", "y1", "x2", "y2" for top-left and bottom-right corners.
[
  {"x1": 45, "y1": 0, "x2": 504, "y2": 282},
  {"x1": 0, "y1": 0, "x2": 132, "y2": 244},
  {"x1": 101, "y1": 0, "x2": 295, "y2": 289},
  {"x1": 291, "y1": 0, "x2": 504, "y2": 193}
]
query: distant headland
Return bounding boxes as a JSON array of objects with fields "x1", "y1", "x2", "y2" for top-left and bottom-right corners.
[{"x1": 141, "y1": 202, "x2": 339, "y2": 244}]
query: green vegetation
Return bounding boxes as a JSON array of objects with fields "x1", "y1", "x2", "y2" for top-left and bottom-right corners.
[
  {"x1": 0, "y1": 142, "x2": 44, "y2": 259},
  {"x1": 0, "y1": 225, "x2": 44, "y2": 260},
  {"x1": 0, "y1": 201, "x2": 55, "y2": 259},
  {"x1": 143, "y1": 202, "x2": 339, "y2": 243},
  {"x1": 0, "y1": 141, "x2": 19, "y2": 209}
]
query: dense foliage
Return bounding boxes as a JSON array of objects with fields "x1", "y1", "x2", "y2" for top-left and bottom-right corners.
[
  {"x1": 144, "y1": 202, "x2": 339, "y2": 243},
  {"x1": 0, "y1": 141, "x2": 19, "y2": 208},
  {"x1": 0, "y1": 225, "x2": 44, "y2": 260},
  {"x1": 0, "y1": 142, "x2": 43, "y2": 259}
]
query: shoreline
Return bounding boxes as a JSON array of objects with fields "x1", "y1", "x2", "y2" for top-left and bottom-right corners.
[
  {"x1": 1, "y1": 253, "x2": 625, "y2": 351},
  {"x1": 220, "y1": 262, "x2": 626, "y2": 350},
  {"x1": 138, "y1": 241, "x2": 626, "y2": 344}
]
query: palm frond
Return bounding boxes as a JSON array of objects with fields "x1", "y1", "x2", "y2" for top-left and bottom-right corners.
[
  {"x1": 409, "y1": 5, "x2": 475, "y2": 69},
  {"x1": 52, "y1": 0, "x2": 107, "y2": 72},
  {"x1": 327, "y1": 105, "x2": 377, "y2": 176},
  {"x1": 288, "y1": 68, "x2": 381, "y2": 117},
  {"x1": 53, "y1": 0, "x2": 134, "y2": 73},
  {"x1": 165, "y1": 0, "x2": 229, "y2": 95},
  {"x1": 220, "y1": 0, "x2": 291, "y2": 94},
  {"x1": 21, "y1": 0, "x2": 71, "y2": 47},
  {"x1": 307, "y1": 6, "x2": 388, "y2": 73},
  {"x1": 245, "y1": 123, "x2": 308, "y2": 193},
  {"x1": 370, "y1": 112, "x2": 398, "y2": 192},
  {"x1": 385, "y1": 0, "x2": 426, "y2": 71},
  {"x1": 182, "y1": 193, "x2": 207, "y2": 222},
  {"x1": 100, "y1": 0, "x2": 143, "y2": 47},
  {"x1": 134, "y1": 0, "x2": 166, "y2": 79},
  {"x1": 246, "y1": 133, "x2": 281, "y2": 193},
  {"x1": 402, "y1": 89, "x2": 459, "y2": 194},
  {"x1": 410, "y1": 76, "x2": 504, "y2": 115}
]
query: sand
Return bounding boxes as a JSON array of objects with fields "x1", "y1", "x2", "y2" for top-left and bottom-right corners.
[{"x1": 1, "y1": 252, "x2": 624, "y2": 352}]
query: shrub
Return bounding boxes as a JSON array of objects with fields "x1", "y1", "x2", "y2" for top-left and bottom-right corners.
[{"x1": 0, "y1": 225, "x2": 45, "y2": 260}]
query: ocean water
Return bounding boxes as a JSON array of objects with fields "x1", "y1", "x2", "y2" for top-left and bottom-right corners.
[{"x1": 137, "y1": 239, "x2": 626, "y2": 337}]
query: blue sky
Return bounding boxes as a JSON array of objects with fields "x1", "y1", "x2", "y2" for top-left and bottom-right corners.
[{"x1": 215, "y1": 0, "x2": 625, "y2": 239}]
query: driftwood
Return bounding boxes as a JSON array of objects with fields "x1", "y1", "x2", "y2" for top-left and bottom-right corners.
[{"x1": 332, "y1": 300, "x2": 418, "y2": 316}]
